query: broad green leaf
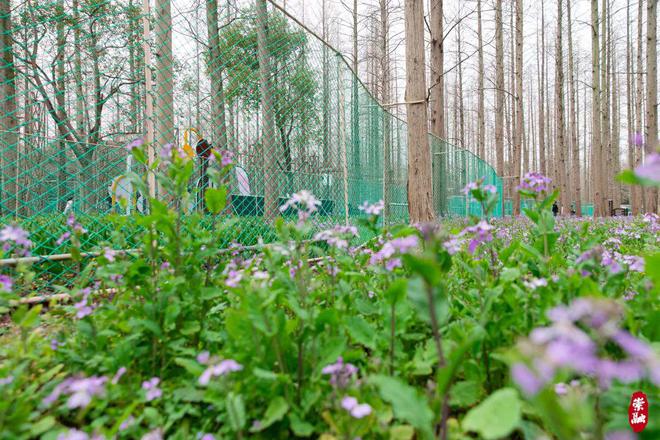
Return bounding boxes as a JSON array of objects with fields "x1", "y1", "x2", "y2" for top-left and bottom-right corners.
[
  {"x1": 289, "y1": 412, "x2": 314, "y2": 437},
  {"x1": 370, "y1": 375, "x2": 434, "y2": 439},
  {"x1": 462, "y1": 388, "x2": 522, "y2": 439},
  {"x1": 205, "y1": 187, "x2": 227, "y2": 214},
  {"x1": 30, "y1": 416, "x2": 55, "y2": 436},
  {"x1": 226, "y1": 392, "x2": 246, "y2": 432},
  {"x1": 252, "y1": 396, "x2": 289, "y2": 431},
  {"x1": 389, "y1": 425, "x2": 415, "y2": 440},
  {"x1": 500, "y1": 267, "x2": 521, "y2": 283},
  {"x1": 450, "y1": 381, "x2": 482, "y2": 408},
  {"x1": 346, "y1": 316, "x2": 376, "y2": 349}
]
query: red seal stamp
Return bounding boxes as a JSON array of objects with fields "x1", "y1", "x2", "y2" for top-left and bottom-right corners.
[{"x1": 628, "y1": 391, "x2": 648, "y2": 433}]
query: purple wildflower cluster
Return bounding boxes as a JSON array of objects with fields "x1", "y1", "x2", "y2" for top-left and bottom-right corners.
[
  {"x1": 369, "y1": 235, "x2": 419, "y2": 271},
  {"x1": 576, "y1": 246, "x2": 645, "y2": 275},
  {"x1": 321, "y1": 356, "x2": 358, "y2": 388},
  {"x1": 0, "y1": 224, "x2": 32, "y2": 256},
  {"x1": 634, "y1": 152, "x2": 660, "y2": 182},
  {"x1": 517, "y1": 172, "x2": 552, "y2": 196},
  {"x1": 313, "y1": 225, "x2": 358, "y2": 249},
  {"x1": 358, "y1": 200, "x2": 385, "y2": 216},
  {"x1": 0, "y1": 274, "x2": 13, "y2": 292},
  {"x1": 43, "y1": 375, "x2": 107, "y2": 409},
  {"x1": 462, "y1": 179, "x2": 496, "y2": 197},
  {"x1": 57, "y1": 429, "x2": 104, "y2": 440},
  {"x1": 280, "y1": 190, "x2": 322, "y2": 225},
  {"x1": 74, "y1": 288, "x2": 95, "y2": 319},
  {"x1": 460, "y1": 220, "x2": 494, "y2": 254},
  {"x1": 125, "y1": 138, "x2": 144, "y2": 152},
  {"x1": 341, "y1": 396, "x2": 372, "y2": 419},
  {"x1": 210, "y1": 149, "x2": 233, "y2": 168},
  {"x1": 512, "y1": 298, "x2": 659, "y2": 396},
  {"x1": 197, "y1": 352, "x2": 243, "y2": 386},
  {"x1": 142, "y1": 377, "x2": 162, "y2": 401}
]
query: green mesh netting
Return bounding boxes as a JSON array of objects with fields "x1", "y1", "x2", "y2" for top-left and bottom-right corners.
[{"x1": 0, "y1": 0, "x2": 502, "y2": 292}]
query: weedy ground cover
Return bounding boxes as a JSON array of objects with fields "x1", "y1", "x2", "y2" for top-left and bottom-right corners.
[{"x1": 0, "y1": 144, "x2": 658, "y2": 439}]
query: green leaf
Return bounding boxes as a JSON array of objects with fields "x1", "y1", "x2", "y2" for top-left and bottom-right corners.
[
  {"x1": 345, "y1": 316, "x2": 376, "y2": 349},
  {"x1": 226, "y1": 392, "x2": 246, "y2": 432},
  {"x1": 402, "y1": 254, "x2": 442, "y2": 284},
  {"x1": 389, "y1": 425, "x2": 415, "y2": 440},
  {"x1": 174, "y1": 357, "x2": 204, "y2": 376},
  {"x1": 370, "y1": 375, "x2": 434, "y2": 439},
  {"x1": 462, "y1": 388, "x2": 522, "y2": 439},
  {"x1": 205, "y1": 187, "x2": 227, "y2": 214},
  {"x1": 500, "y1": 267, "x2": 521, "y2": 283},
  {"x1": 385, "y1": 279, "x2": 408, "y2": 305},
  {"x1": 252, "y1": 396, "x2": 289, "y2": 431},
  {"x1": 289, "y1": 412, "x2": 315, "y2": 437},
  {"x1": 30, "y1": 416, "x2": 55, "y2": 436},
  {"x1": 406, "y1": 277, "x2": 448, "y2": 326},
  {"x1": 450, "y1": 381, "x2": 482, "y2": 408}
]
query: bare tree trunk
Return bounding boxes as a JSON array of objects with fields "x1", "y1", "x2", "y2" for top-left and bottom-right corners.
[
  {"x1": 404, "y1": 0, "x2": 434, "y2": 223},
  {"x1": 495, "y1": 0, "x2": 505, "y2": 201},
  {"x1": 600, "y1": 0, "x2": 611, "y2": 215},
  {"x1": 556, "y1": 0, "x2": 568, "y2": 214},
  {"x1": 56, "y1": 0, "x2": 68, "y2": 211},
  {"x1": 257, "y1": 0, "x2": 279, "y2": 220},
  {"x1": 611, "y1": 24, "x2": 622, "y2": 208},
  {"x1": 154, "y1": 0, "x2": 174, "y2": 201},
  {"x1": 635, "y1": 0, "x2": 645, "y2": 214},
  {"x1": 646, "y1": 0, "x2": 659, "y2": 213},
  {"x1": 592, "y1": 0, "x2": 603, "y2": 216},
  {"x1": 380, "y1": 0, "x2": 392, "y2": 222},
  {"x1": 627, "y1": 0, "x2": 634, "y2": 208},
  {"x1": 430, "y1": 0, "x2": 446, "y2": 215},
  {"x1": 477, "y1": 0, "x2": 485, "y2": 161},
  {"x1": 206, "y1": 0, "x2": 228, "y2": 150},
  {"x1": 567, "y1": 0, "x2": 581, "y2": 215},
  {"x1": 0, "y1": 0, "x2": 17, "y2": 216},
  {"x1": 539, "y1": 0, "x2": 546, "y2": 176},
  {"x1": 514, "y1": 0, "x2": 523, "y2": 215},
  {"x1": 352, "y1": 0, "x2": 360, "y2": 178}
]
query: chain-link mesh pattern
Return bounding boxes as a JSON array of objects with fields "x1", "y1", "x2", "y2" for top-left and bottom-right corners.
[{"x1": 1, "y1": 0, "x2": 502, "y2": 292}]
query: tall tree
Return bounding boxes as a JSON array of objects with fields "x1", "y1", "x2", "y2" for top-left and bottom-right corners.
[
  {"x1": 556, "y1": 0, "x2": 568, "y2": 213},
  {"x1": 476, "y1": 0, "x2": 485, "y2": 161},
  {"x1": 0, "y1": 0, "x2": 17, "y2": 215},
  {"x1": 256, "y1": 0, "x2": 279, "y2": 219},
  {"x1": 495, "y1": 0, "x2": 505, "y2": 202},
  {"x1": 379, "y1": 0, "x2": 392, "y2": 222},
  {"x1": 591, "y1": 0, "x2": 603, "y2": 216},
  {"x1": 430, "y1": 0, "x2": 446, "y2": 215},
  {"x1": 154, "y1": 0, "x2": 174, "y2": 157},
  {"x1": 600, "y1": 0, "x2": 611, "y2": 215},
  {"x1": 404, "y1": 0, "x2": 434, "y2": 223},
  {"x1": 646, "y1": 0, "x2": 658, "y2": 212},
  {"x1": 635, "y1": 0, "x2": 645, "y2": 213},
  {"x1": 514, "y1": 0, "x2": 523, "y2": 215},
  {"x1": 206, "y1": 0, "x2": 228, "y2": 150},
  {"x1": 567, "y1": 0, "x2": 582, "y2": 215},
  {"x1": 539, "y1": 0, "x2": 546, "y2": 176}
]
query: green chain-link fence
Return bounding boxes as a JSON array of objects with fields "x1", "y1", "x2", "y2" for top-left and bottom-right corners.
[{"x1": 1, "y1": 0, "x2": 502, "y2": 292}]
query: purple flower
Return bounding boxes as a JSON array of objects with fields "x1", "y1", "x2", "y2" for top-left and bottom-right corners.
[
  {"x1": 0, "y1": 275, "x2": 13, "y2": 292},
  {"x1": 280, "y1": 190, "x2": 321, "y2": 215},
  {"x1": 198, "y1": 359, "x2": 243, "y2": 386},
  {"x1": 199, "y1": 434, "x2": 215, "y2": 440},
  {"x1": 225, "y1": 270, "x2": 242, "y2": 287},
  {"x1": 119, "y1": 415, "x2": 136, "y2": 431},
  {"x1": 630, "y1": 132, "x2": 645, "y2": 146},
  {"x1": 43, "y1": 375, "x2": 107, "y2": 409},
  {"x1": 159, "y1": 143, "x2": 174, "y2": 159},
  {"x1": 554, "y1": 382, "x2": 569, "y2": 395},
  {"x1": 359, "y1": 200, "x2": 385, "y2": 216},
  {"x1": 511, "y1": 363, "x2": 544, "y2": 396},
  {"x1": 443, "y1": 238, "x2": 462, "y2": 255},
  {"x1": 160, "y1": 261, "x2": 171, "y2": 271},
  {"x1": 370, "y1": 234, "x2": 419, "y2": 268},
  {"x1": 385, "y1": 258, "x2": 402, "y2": 271},
  {"x1": 462, "y1": 181, "x2": 479, "y2": 196},
  {"x1": 634, "y1": 152, "x2": 660, "y2": 182},
  {"x1": 51, "y1": 339, "x2": 62, "y2": 351},
  {"x1": 142, "y1": 377, "x2": 162, "y2": 401},
  {"x1": 197, "y1": 351, "x2": 210, "y2": 364},
  {"x1": 57, "y1": 429, "x2": 91, "y2": 440},
  {"x1": 56, "y1": 231, "x2": 71, "y2": 245},
  {"x1": 103, "y1": 248, "x2": 116, "y2": 262},
  {"x1": 74, "y1": 289, "x2": 94, "y2": 319},
  {"x1": 125, "y1": 138, "x2": 144, "y2": 151},
  {"x1": 524, "y1": 277, "x2": 548, "y2": 290},
  {"x1": 141, "y1": 429, "x2": 164, "y2": 440},
  {"x1": 112, "y1": 367, "x2": 127, "y2": 385},
  {"x1": 483, "y1": 184, "x2": 497, "y2": 194},
  {"x1": 340, "y1": 395, "x2": 372, "y2": 419},
  {"x1": 461, "y1": 220, "x2": 494, "y2": 254},
  {"x1": 0, "y1": 376, "x2": 14, "y2": 386},
  {"x1": 314, "y1": 225, "x2": 358, "y2": 249},
  {"x1": 517, "y1": 172, "x2": 552, "y2": 196},
  {"x1": 322, "y1": 357, "x2": 358, "y2": 388},
  {"x1": 0, "y1": 225, "x2": 32, "y2": 249},
  {"x1": 623, "y1": 255, "x2": 644, "y2": 272}
]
